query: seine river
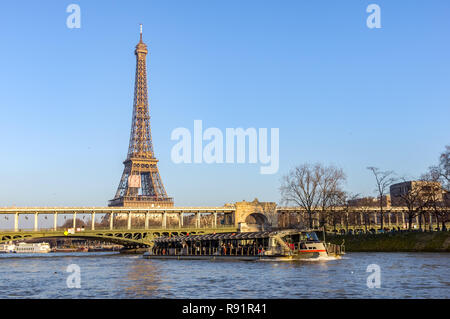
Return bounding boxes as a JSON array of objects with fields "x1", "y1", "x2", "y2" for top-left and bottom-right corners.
[{"x1": 0, "y1": 252, "x2": 448, "y2": 298}]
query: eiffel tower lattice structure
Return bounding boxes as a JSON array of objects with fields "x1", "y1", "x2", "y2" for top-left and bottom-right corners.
[{"x1": 109, "y1": 25, "x2": 173, "y2": 208}]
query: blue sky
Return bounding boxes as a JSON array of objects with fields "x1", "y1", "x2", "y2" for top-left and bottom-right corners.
[{"x1": 0, "y1": 0, "x2": 449, "y2": 207}]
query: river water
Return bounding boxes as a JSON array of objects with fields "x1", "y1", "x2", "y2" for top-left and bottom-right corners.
[{"x1": 0, "y1": 252, "x2": 448, "y2": 298}]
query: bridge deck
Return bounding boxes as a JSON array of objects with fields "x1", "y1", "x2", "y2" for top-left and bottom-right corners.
[{"x1": 0, "y1": 226, "x2": 239, "y2": 247}]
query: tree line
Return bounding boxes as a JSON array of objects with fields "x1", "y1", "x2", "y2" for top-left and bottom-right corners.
[{"x1": 280, "y1": 145, "x2": 450, "y2": 231}]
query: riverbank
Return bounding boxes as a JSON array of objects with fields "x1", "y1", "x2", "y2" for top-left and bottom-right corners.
[{"x1": 324, "y1": 231, "x2": 450, "y2": 252}]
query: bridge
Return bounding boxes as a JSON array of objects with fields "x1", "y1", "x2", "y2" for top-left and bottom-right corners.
[
  {"x1": 0, "y1": 206, "x2": 237, "y2": 248},
  {"x1": 1, "y1": 201, "x2": 448, "y2": 247},
  {"x1": 0, "y1": 227, "x2": 238, "y2": 248},
  {"x1": 277, "y1": 206, "x2": 449, "y2": 232}
]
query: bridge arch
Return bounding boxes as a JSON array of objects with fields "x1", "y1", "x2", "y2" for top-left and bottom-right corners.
[
  {"x1": 245, "y1": 213, "x2": 268, "y2": 226},
  {"x1": 241, "y1": 213, "x2": 269, "y2": 232}
]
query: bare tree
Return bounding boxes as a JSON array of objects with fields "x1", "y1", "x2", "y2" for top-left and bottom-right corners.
[
  {"x1": 395, "y1": 178, "x2": 430, "y2": 230},
  {"x1": 421, "y1": 172, "x2": 448, "y2": 230},
  {"x1": 317, "y1": 165, "x2": 346, "y2": 231},
  {"x1": 426, "y1": 183, "x2": 447, "y2": 230},
  {"x1": 280, "y1": 163, "x2": 321, "y2": 229},
  {"x1": 324, "y1": 190, "x2": 350, "y2": 232},
  {"x1": 337, "y1": 192, "x2": 360, "y2": 232},
  {"x1": 429, "y1": 145, "x2": 450, "y2": 192},
  {"x1": 367, "y1": 167, "x2": 396, "y2": 230},
  {"x1": 280, "y1": 163, "x2": 346, "y2": 229}
]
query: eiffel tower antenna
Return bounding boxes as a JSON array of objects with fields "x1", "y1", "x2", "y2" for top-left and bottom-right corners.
[{"x1": 109, "y1": 25, "x2": 173, "y2": 208}]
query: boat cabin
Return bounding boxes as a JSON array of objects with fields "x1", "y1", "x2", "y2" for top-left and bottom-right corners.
[{"x1": 149, "y1": 230, "x2": 327, "y2": 258}]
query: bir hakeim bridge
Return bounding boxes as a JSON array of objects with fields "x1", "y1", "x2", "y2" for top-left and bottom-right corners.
[
  {"x1": 1, "y1": 27, "x2": 448, "y2": 249},
  {"x1": 0, "y1": 207, "x2": 237, "y2": 248},
  {"x1": 1, "y1": 200, "x2": 448, "y2": 249}
]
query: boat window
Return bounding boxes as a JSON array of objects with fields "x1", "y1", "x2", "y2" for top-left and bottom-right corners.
[{"x1": 306, "y1": 232, "x2": 319, "y2": 241}]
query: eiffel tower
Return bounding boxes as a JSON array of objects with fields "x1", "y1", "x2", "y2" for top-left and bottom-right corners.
[{"x1": 109, "y1": 25, "x2": 173, "y2": 208}]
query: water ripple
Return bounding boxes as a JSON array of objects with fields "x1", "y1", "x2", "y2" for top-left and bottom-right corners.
[{"x1": 0, "y1": 252, "x2": 449, "y2": 298}]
